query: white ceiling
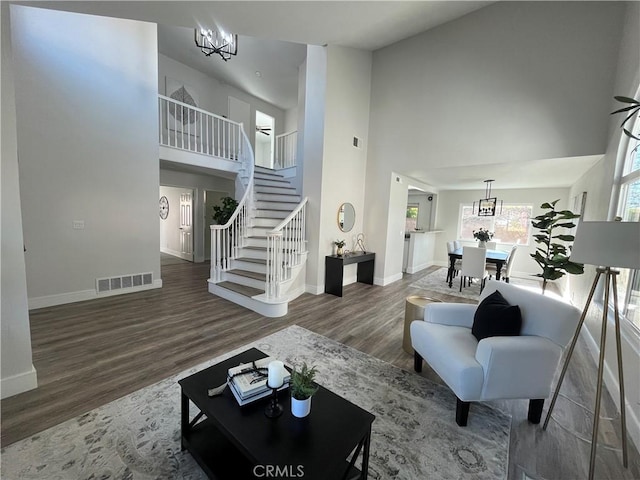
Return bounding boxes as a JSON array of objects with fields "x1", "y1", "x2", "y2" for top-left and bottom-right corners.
[
  {"x1": 157, "y1": 24, "x2": 306, "y2": 110},
  {"x1": 415, "y1": 155, "x2": 603, "y2": 191},
  {"x1": 32, "y1": 1, "x2": 491, "y2": 110}
]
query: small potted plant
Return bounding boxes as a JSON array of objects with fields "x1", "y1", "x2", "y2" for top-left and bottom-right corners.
[
  {"x1": 472, "y1": 228, "x2": 494, "y2": 248},
  {"x1": 334, "y1": 239, "x2": 346, "y2": 256},
  {"x1": 290, "y1": 362, "x2": 318, "y2": 418}
]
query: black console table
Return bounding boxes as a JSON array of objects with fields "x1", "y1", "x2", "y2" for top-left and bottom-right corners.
[{"x1": 325, "y1": 252, "x2": 375, "y2": 297}]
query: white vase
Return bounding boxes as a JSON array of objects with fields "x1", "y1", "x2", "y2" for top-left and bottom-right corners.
[
  {"x1": 291, "y1": 396, "x2": 312, "y2": 418},
  {"x1": 478, "y1": 241, "x2": 486, "y2": 248}
]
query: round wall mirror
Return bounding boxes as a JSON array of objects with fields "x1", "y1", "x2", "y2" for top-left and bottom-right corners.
[{"x1": 338, "y1": 203, "x2": 356, "y2": 232}]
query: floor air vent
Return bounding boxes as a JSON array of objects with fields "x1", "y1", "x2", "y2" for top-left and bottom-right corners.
[{"x1": 96, "y1": 272, "x2": 153, "y2": 293}]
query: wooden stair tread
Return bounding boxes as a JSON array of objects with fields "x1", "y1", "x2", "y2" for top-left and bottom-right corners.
[
  {"x1": 255, "y1": 185, "x2": 297, "y2": 195},
  {"x1": 217, "y1": 281, "x2": 264, "y2": 297},
  {"x1": 255, "y1": 207, "x2": 297, "y2": 212},
  {"x1": 235, "y1": 257, "x2": 267, "y2": 265},
  {"x1": 228, "y1": 269, "x2": 267, "y2": 281}
]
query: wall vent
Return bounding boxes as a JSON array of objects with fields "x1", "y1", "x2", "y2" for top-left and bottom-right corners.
[{"x1": 96, "y1": 272, "x2": 153, "y2": 294}]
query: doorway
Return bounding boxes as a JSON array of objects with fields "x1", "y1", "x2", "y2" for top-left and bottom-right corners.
[
  {"x1": 159, "y1": 185, "x2": 194, "y2": 262},
  {"x1": 255, "y1": 110, "x2": 275, "y2": 168}
]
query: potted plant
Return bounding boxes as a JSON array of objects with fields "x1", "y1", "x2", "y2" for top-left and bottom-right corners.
[
  {"x1": 334, "y1": 239, "x2": 346, "y2": 256},
  {"x1": 212, "y1": 196, "x2": 239, "y2": 225},
  {"x1": 290, "y1": 362, "x2": 318, "y2": 418},
  {"x1": 611, "y1": 95, "x2": 640, "y2": 140},
  {"x1": 472, "y1": 228, "x2": 493, "y2": 248},
  {"x1": 530, "y1": 199, "x2": 584, "y2": 293}
]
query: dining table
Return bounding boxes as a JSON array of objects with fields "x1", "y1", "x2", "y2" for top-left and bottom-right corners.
[{"x1": 447, "y1": 248, "x2": 509, "y2": 288}]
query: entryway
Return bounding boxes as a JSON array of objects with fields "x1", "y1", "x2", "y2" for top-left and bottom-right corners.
[
  {"x1": 159, "y1": 185, "x2": 194, "y2": 262},
  {"x1": 255, "y1": 110, "x2": 275, "y2": 168}
]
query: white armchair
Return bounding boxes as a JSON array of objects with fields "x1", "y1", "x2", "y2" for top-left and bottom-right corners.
[{"x1": 411, "y1": 280, "x2": 581, "y2": 426}]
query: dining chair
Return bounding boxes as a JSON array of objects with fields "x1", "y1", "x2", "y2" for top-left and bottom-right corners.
[
  {"x1": 460, "y1": 246, "x2": 488, "y2": 292},
  {"x1": 485, "y1": 241, "x2": 497, "y2": 250},
  {"x1": 446, "y1": 241, "x2": 462, "y2": 279},
  {"x1": 487, "y1": 244, "x2": 518, "y2": 281},
  {"x1": 502, "y1": 245, "x2": 518, "y2": 283},
  {"x1": 453, "y1": 240, "x2": 461, "y2": 250}
]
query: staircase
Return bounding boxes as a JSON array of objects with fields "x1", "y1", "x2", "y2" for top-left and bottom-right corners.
[
  {"x1": 208, "y1": 166, "x2": 307, "y2": 317},
  {"x1": 158, "y1": 94, "x2": 306, "y2": 318}
]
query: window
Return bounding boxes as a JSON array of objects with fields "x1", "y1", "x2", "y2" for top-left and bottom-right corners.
[
  {"x1": 406, "y1": 205, "x2": 419, "y2": 231},
  {"x1": 615, "y1": 122, "x2": 640, "y2": 330},
  {"x1": 459, "y1": 204, "x2": 533, "y2": 245}
]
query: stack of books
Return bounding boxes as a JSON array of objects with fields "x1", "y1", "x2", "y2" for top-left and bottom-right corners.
[{"x1": 227, "y1": 357, "x2": 290, "y2": 406}]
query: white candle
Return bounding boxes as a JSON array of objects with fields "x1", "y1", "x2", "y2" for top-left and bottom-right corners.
[{"x1": 267, "y1": 360, "x2": 284, "y2": 388}]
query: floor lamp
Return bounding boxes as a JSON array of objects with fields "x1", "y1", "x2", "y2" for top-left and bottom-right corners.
[{"x1": 542, "y1": 221, "x2": 640, "y2": 480}]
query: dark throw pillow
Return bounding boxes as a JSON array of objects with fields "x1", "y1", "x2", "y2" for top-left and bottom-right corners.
[{"x1": 472, "y1": 290, "x2": 522, "y2": 342}]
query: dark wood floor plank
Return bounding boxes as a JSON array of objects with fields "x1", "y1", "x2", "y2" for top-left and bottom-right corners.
[{"x1": 1, "y1": 259, "x2": 638, "y2": 480}]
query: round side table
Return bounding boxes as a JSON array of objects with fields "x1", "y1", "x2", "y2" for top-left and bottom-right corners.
[{"x1": 403, "y1": 295, "x2": 442, "y2": 354}]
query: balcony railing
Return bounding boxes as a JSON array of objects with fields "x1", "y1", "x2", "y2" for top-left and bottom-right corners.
[
  {"x1": 159, "y1": 95, "x2": 243, "y2": 162},
  {"x1": 275, "y1": 130, "x2": 297, "y2": 169},
  {"x1": 266, "y1": 197, "x2": 308, "y2": 299}
]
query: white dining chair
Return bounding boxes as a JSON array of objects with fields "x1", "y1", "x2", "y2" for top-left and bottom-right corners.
[
  {"x1": 453, "y1": 240, "x2": 461, "y2": 250},
  {"x1": 460, "y1": 246, "x2": 488, "y2": 292},
  {"x1": 502, "y1": 245, "x2": 518, "y2": 283},
  {"x1": 446, "y1": 241, "x2": 462, "y2": 280},
  {"x1": 485, "y1": 241, "x2": 497, "y2": 250},
  {"x1": 487, "y1": 244, "x2": 518, "y2": 281}
]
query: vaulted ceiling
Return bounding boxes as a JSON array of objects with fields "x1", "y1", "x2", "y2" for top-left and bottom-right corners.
[{"x1": 20, "y1": 1, "x2": 614, "y2": 190}]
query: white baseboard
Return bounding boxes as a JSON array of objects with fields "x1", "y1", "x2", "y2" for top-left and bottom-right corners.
[
  {"x1": 305, "y1": 284, "x2": 324, "y2": 295},
  {"x1": 1, "y1": 364, "x2": 37, "y2": 399},
  {"x1": 28, "y1": 279, "x2": 163, "y2": 310},
  {"x1": 375, "y1": 272, "x2": 402, "y2": 286},
  {"x1": 582, "y1": 325, "x2": 640, "y2": 452},
  {"x1": 161, "y1": 247, "x2": 192, "y2": 262},
  {"x1": 406, "y1": 262, "x2": 430, "y2": 274}
]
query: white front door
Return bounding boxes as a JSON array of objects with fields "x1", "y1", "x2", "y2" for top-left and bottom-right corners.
[{"x1": 179, "y1": 192, "x2": 193, "y2": 261}]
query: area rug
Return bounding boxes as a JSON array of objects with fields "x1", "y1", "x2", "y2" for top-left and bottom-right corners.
[
  {"x1": 410, "y1": 267, "x2": 542, "y2": 301},
  {"x1": 1, "y1": 325, "x2": 511, "y2": 479}
]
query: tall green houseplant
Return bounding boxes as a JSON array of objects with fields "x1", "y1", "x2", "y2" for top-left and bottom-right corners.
[
  {"x1": 212, "y1": 196, "x2": 238, "y2": 225},
  {"x1": 530, "y1": 199, "x2": 584, "y2": 292}
]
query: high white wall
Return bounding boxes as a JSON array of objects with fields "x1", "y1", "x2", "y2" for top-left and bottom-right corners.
[
  {"x1": 1, "y1": 2, "x2": 37, "y2": 398},
  {"x1": 159, "y1": 54, "x2": 286, "y2": 155},
  {"x1": 567, "y1": 1, "x2": 640, "y2": 450},
  {"x1": 302, "y1": 45, "x2": 372, "y2": 292},
  {"x1": 284, "y1": 106, "x2": 298, "y2": 133},
  {"x1": 159, "y1": 168, "x2": 234, "y2": 263},
  {"x1": 12, "y1": 6, "x2": 160, "y2": 308},
  {"x1": 366, "y1": 1, "x2": 625, "y2": 284}
]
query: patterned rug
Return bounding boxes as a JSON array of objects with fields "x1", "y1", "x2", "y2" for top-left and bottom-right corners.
[
  {"x1": 409, "y1": 267, "x2": 543, "y2": 301},
  {"x1": 1, "y1": 326, "x2": 511, "y2": 479}
]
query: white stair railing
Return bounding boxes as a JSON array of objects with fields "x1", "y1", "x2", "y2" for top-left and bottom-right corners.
[
  {"x1": 274, "y1": 130, "x2": 297, "y2": 169},
  {"x1": 266, "y1": 197, "x2": 308, "y2": 299},
  {"x1": 159, "y1": 95, "x2": 243, "y2": 162},
  {"x1": 209, "y1": 127, "x2": 254, "y2": 282}
]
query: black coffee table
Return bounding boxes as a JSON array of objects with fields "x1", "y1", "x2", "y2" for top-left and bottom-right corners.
[{"x1": 179, "y1": 348, "x2": 375, "y2": 480}]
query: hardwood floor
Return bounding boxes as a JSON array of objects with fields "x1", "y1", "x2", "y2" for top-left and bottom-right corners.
[{"x1": 2, "y1": 259, "x2": 639, "y2": 479}]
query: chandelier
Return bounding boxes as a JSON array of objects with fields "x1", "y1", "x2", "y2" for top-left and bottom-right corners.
[
  {"x1": 194, "y1": 27, "x2": 238, "y2": 61},
  {"x1": 473, "y1": 179, "x2": 503, "y2": 216}
]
